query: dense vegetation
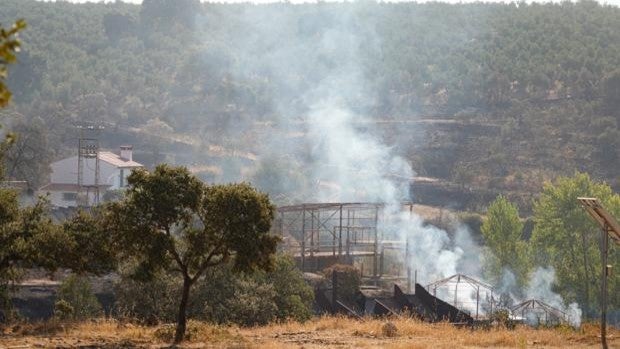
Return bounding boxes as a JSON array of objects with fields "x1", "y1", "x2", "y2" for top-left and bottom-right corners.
[
  {"x1": 481, "y1": 174, "x2": 620, "y2": 320},
  {"x1": 0, "y1": 0, "x2": 619, "y2": 339},
  {"x1": 0, "y1": 0, "x2": 618, "y2": 197}
]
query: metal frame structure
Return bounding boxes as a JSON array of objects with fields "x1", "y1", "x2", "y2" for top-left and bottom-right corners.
[
  {"x1": 426, "y1": 274, "x2": 495, "y2": 320},
  {"x1": 77, "y1": 123, "x2": 104, "y2": 207},
  {"x1": 510, "y1": 299, "x2": 568, "y2": 326},
  {"x1": 274, "y1": 202, "x2": 412, "y2": 280},
  {"x1": 577, "y1": 197, "x2": 619, "y2": 349}
]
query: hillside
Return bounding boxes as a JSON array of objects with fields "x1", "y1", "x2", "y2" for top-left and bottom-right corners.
[{"x1": 1, "y1": 0, "x2": 619, "y2": 209}]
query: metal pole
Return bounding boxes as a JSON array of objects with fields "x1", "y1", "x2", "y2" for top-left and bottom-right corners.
[
  {"x1": 454, "y1": 281, "x2": 458, "y2": 307},
  {"x1": 338, "y1": 205, "x2": 343, "y2": 258},
  {"x1": 476, "y1": 287, "x2": 479, "y2": 320},
  {"x1": 346, "y1": 209, "x2": 351, "y2": 257},
  {"x1": 332, "y1": 271, "x2": 338, "y2": 315},
  {"x1": 333, "y1": 226, "x2": 337, "y2": 257},
  {"x1": 301, "y1": 208, "x2": 306, "y2": 271},
  {"x1": 310, "y1": 210, "x2": 314, "y2": 259},
  {"x1": 601, "y1": 225, "x2": 609, "y2": 349},
  {"x1": 94, "y1": 136, "x2": 100, "y2": 205},
  {"x1": 373, "y1": 206, "x2": 379, "y2": 278},
  {"x1": 315, "y1": 210, "x2": 319, "y2": 271},
  {"x1": 379, "y1": 247, "x2": 384, "y2": 277},
  {"x1": 407, "y1": 267, "x2": 411, "y2": 293},
  {"x1": 77, "y1": 133, "x2": 83, "y2": 206}
]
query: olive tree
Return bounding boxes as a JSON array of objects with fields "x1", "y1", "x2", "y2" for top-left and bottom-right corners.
[{"x1": 105, "y1": 164, "x2": 279, "y2": 343}]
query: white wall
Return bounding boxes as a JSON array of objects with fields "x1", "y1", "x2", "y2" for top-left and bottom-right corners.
[
  {"x1": 50, "y1": 156, "x2": 126, "y2": 188},
  {"x1": 45, "y1": 190, "x2": 99, "y2": 208}
]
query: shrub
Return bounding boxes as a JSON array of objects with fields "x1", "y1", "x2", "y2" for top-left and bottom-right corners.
[
  {"x1": 113, "y1": 272, "x2": 186, "y2": 324},
  {"x1": 381, "y1": 321, "x2": 398, "y2": 337},
  {"x1": 200, "y1": 255, "x2": 313, "y2": 325},
  {"x1": 264, "y1": 255, "x2": 313, "y2": 322},
  {"x1": 322, "y1": 264, "x2": 361, "y2": 303},
  {"x1": 53, "y1": 299, "x2": 74, "y2": 320},
  {"x1": 0, "y1": 283, "x2": 18, "y2": 323},
  {"x1": 212, "y1": 280, "x2": 278, "y2": 326},
  {"x1": 54, "y1": 275, "x2": 102, "y2": 320},
  {"x1": 113, "y1": 254, "x2": 313, "y2": 326}
]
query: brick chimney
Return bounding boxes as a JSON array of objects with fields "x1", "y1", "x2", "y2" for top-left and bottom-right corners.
[{"x1": 120, "y1": 145, "x2": 133, "y2": 161}]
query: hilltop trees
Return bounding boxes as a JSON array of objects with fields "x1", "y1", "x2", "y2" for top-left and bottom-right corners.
[
  {"x1": 140, "y1": 0, "x2": 201, "y2": 30},
  {"x1": 1, "y1": 1, "x2": 620, "y2": 189},
  {"x1": 105, "y1": 165, "x2": 279, "y2": 343}
]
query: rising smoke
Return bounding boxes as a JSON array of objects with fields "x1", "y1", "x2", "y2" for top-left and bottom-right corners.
[
  {"x1": 195, "y1": 3, "x2": 581, "y2": 325},
  {"x1": 525, "y1": 267, "x2": 583, "y2": 327}
]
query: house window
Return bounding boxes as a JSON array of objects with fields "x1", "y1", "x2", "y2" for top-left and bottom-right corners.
[
  {"x1": 120, "y1": 169, "x2": 125, "y2": 187},
  {"x1": 63, "y1": 192, "x2": 77, "y2": 201}
]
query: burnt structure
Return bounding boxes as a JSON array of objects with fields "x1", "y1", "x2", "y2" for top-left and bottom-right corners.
[
  {"x1": 315, "y1": 278, "x2": 473, "y2": 324},
  {"x1": 510, "y1": 299, "x2": 569, "y2": 326},
  {"x1": 274, "y1": 202, "x2": 413, "y2": 280},
  {"x1": 426, "y1": 274, "x2": 495, "y2": 320}
]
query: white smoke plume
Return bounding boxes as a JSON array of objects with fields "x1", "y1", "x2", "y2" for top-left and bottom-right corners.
[
  {"x1": 525, "y1": 267, "x2": 582, "y2": 327},
  {"x1": 193, "y1": 3, "x2": 582, "y2": 325}
]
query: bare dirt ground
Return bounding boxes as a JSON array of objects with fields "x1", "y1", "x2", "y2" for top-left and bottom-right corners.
[{"x1": 0, "y1": 317, "x2": 617, "y2": 349}]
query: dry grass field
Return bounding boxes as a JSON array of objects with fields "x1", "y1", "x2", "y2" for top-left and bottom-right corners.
[{"x1": 1, "y1": 316, "x2": 617, "y2": 348}]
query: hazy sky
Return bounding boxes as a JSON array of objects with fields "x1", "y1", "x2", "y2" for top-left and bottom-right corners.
[{"x1": 42, "y1": 0, "x2": 620, "y2": 5}]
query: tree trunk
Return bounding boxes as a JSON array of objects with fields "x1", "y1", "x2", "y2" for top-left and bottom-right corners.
[{"x1": 174, "y1": 276, "x2": 192, "y2": 344}]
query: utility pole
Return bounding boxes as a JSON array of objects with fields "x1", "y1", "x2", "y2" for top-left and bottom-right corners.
[
  {"x1": 77, "y1": 123, "x2": 104, "y2": 207},
  {"x1": 600, "y1": 225, "x2": 609, "y2": 349},
  {"x1": 577, "y1": 198, "x2": 620, "y2": 349}
]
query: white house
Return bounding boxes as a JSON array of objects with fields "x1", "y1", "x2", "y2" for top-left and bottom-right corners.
[{"x1": 39, "y1": 145, "x2": 143, "y2": 207}]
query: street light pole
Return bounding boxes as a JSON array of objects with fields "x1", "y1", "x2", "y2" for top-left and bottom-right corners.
[
  {"x1": 577, "y1": 197, "x2": 619, "y2": 349},
  {"x1": 600, "y1": 224, "x2": 609, "y2": 349}
]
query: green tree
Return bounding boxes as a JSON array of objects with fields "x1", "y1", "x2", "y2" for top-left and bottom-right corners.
[
  {"x1": 530, "y1": 173, "x2": 620, "y2": 317},
  {"x1": 481, "y1": 195, "x2": 530, "y2": 286},
  {"x1": 0, "y1": 19, "x2": 25, "y2": 108},
  {"x1": 0, "y1": 195, "x2": 68, "y2": 319},
  {"x1": 0, "y1": 197, "x2": 67, "y2": 281},
  {"x1": 105, "y1": 164, "x2": 279, "y2": 343},
  {"x1": 0, "y1": 199, "x2": 116, "y2": 320},
  {"x1": 61, "y1": 210, "x2": 117, "y2": 276}
]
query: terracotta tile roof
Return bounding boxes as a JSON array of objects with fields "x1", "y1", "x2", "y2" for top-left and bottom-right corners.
[{"x1": 98, "y1": 151, "x2": 143, "y2": 168}]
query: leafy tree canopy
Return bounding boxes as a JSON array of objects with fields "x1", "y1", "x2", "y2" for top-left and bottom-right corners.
[
  {"x1": 105, "y1": 164, "x2": 279, "y2": 342},
  {"x1": 0, "y1": 19, "x2": 25, "y2": 108},
  {"x1": 481, "y1": 195, "x2": 530, "y2": 287},
  {"x1": 530, "y1": 173, "x2": 620, "y2": 316}
]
